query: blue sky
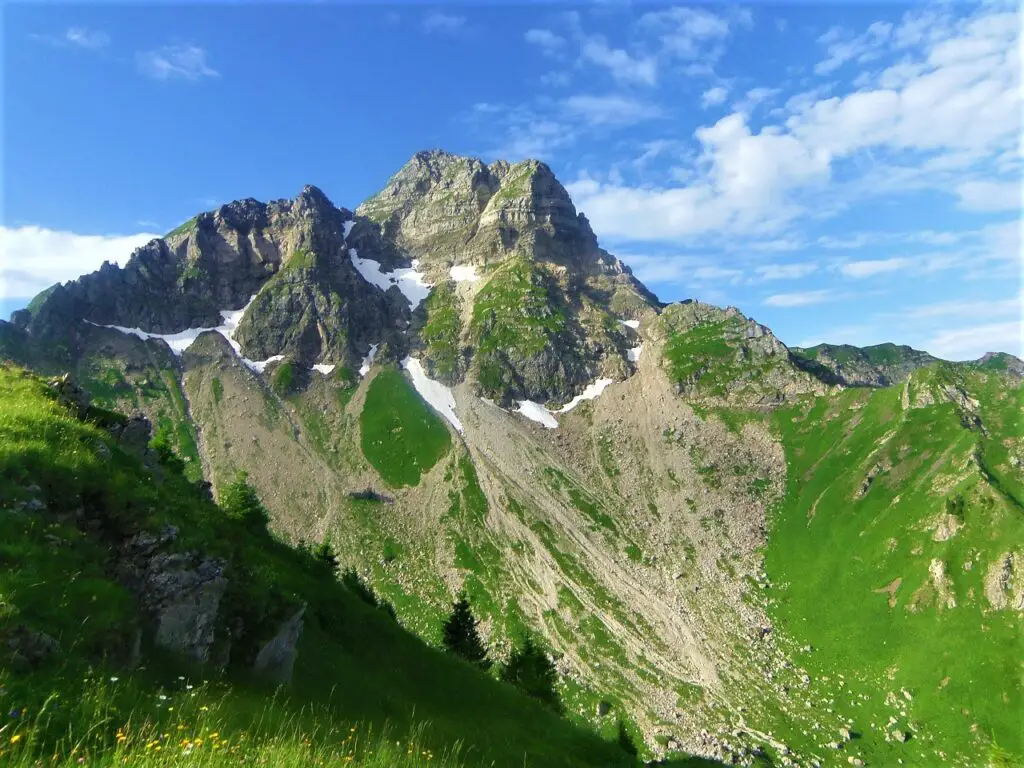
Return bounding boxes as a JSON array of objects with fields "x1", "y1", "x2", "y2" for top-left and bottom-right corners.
[{"x1": 2, "y1": 1, "x2": 1020, "y2": 359}]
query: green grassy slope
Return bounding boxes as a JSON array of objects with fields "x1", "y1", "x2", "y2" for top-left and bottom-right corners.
[
  {"x1": 763, "y1": 365, "x2": 1023, "y2": 765},
  {"x1": 0, "y1": 364, "x2": 638, "y2": 768},
  {"x1": 360, "y1": 367, "x2": 452, "y2": 486}
]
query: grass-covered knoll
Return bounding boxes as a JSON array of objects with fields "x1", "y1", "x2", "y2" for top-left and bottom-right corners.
[
  {"x1": 422, "y1": 283, "x2": 463, "y2": 382},
  {"x1": 0, "y1": 364, "x2": 640, "y2": 768},
  {"x1": 660, "y1": 303, "x2": 824, "y2": 403},
  {"x1": 792, "y1": 342, "x2": 932, "y2": 366},
  {"x1": 764, "y1": 367, "x2": 1024, "y2": 765},
  {"x1": 360, "y1": 368, "x2": 451, "y2": 487}
]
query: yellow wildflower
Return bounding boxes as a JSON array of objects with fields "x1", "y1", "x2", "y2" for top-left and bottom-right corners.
[{"x1": 9, "y1": 734, "x2": 22, "y2": 745}]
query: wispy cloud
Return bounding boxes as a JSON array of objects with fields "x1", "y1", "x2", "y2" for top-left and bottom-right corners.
[
  {"x1": 764, "y1": 289, "x2": 835, "y2": 307},
  {"x1": 137, "y1": 45, "x2": 219, "y2": 81},
  {"x1": 31, "y1": 26, "x2": 110, "y2": 50},
  {"x1": 423, "y1": 11, "x2": 466, "y2": 35},
  {"x1": 701, "y1": 86, "x2": 728, "y2": 108},
  {"x1": 840, "y1": 258, "x2": 912, "y2": 279},
  {"x1": 562, "y1": 95, "x2": 662, "y2": 126},
  {"x1": 755, "y1": 262, "x2": 819, "y2": 281},
  {"x1": 580, "y1": 36, "x2": 657, "y2": 86},
  {"x1": 926, "y1": 321, "x2": 1022, "y2": 360}
]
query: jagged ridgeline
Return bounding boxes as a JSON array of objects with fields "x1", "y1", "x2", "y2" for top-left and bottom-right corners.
[{"x1": 2, "y1": 149, "x2": 1022, "y2": 767}]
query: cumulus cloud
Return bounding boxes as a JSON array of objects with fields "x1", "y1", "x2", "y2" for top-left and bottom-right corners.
[
  {"x1": 137, "y1": 45, "x2": 219, "y2": 80},
  {"x1": 572, "y1": 5, "x2": 1021, "y2": 244},
  {"x1": 0, "y1": 226, "x2": 159, "y2": 300}
]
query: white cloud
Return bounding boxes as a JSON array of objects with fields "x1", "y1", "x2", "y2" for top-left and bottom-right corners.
[
  {"x1": 701, "y1": 86, "x2": 728, "y2": 108},
  {"x1": 580, "y1": 36, "x2": 657, "y2": 86},
  {"x1": 764, "y1": 289, "x2": 835, "y2": 307},
  {"x1": 572, "y1": 5, "x2": 1021, "y2": 245},
  {"x1": 733, "y1": 87, "x2": 781, "y2": 114},
  {"x1": 563, "y1": 95, "x2": 662, "y2": 126},
  {"x1": 422, "y1": 12, "x2": 466, "y2": 35},
  {"x1": 755, "y1": 262, "x2": 819, "y2": 280},
  {"x1": 137, "y1": 45, "x2": 219, "y2": 81},
  {"x1": 525, "y1": 28, "x2": 565, "y2": 52},
  {"x1": 0, "y1": 226, "x2": 159, "y2": 299},
  {"x1": 815, "y1": 21, "x2": 892, "y2": 75},
  {"x1": 925, "y1": 320, "x2": 1022, "y2": 360},
  {"x1": 955, "y1": 180, "x2": 1021, "y2": 212},
  {"x1": 65, "y1": 27, "x2": 109, "y2": 49},
  {"x1": 840, "y1": 257, "x2": 913, "y2": 278},
  {"x1": 637, "y1": 6, "x2": 736, "y2": 60}
]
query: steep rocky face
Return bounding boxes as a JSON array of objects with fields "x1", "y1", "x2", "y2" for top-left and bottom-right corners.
[
  {"x1": 358, "y1": 150, "x2": 656, "y2": 296},
  {"x1": 13, "y1": 185, "x2": 411, "y2": 373},
  {"x1": 790, "y1": 342, "x2": 939, "y2": 387}
]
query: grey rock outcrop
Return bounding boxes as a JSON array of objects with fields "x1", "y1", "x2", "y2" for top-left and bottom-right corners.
[
  {"x1": 253, "y1": 604, "x2": 306, "y2": 684},
  {"x1": 118, "y1": 526, "x2": 227, "y2": 662}
]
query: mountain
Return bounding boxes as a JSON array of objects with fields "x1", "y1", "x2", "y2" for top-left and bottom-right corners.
[{"x1": 2, "y1": 150, "x2": 1022, "y2": 767}]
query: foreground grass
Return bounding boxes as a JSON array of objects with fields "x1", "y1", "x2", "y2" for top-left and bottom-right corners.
[
  {"x1": 360, "y1": 368, "x2": 451, "y2": 486},
  {"x1": 0, "y1": 675, "x2": 463, "y2": 766}
]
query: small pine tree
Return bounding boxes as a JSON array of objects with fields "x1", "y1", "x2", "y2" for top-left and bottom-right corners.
[
  {"x1": 500, "y1": 634, "x2": 562, "y2": 714},
  {"x1": 220, "y1": 471, "x2": 270, "y2": 533},
  {"x1": 442, "y1": 595, "x2": 491, "y2": 670},
  {"x1": 313, "y1": 537, "x2": 340, "y2": 576}
]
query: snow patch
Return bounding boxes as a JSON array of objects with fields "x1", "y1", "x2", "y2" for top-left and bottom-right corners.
[
  {"x1": 401, "y1": 357, "x2": 463, "y2": 433},
  {"x1": 244, "y1": 355, "x2": 285, "y2": 373},
  {"x1": 343, "y1": 220, "x2": 356, "y2": 239},
  {"x1": 556, "y1": 378, "x2": 614, "y2": 414},
  {"x1": 89, "y1": 295, "x2": 292, "y2": 374},
  {"x1": 516, "y1": 400, "x2": 560, "y2": 429},
  {"x1": 449, "y1": 264, "x2": 480, "y2": 282},
  {"x1": 88, "y1": 294, "x2": 263, "y2": 359},
  {"x1": 627, "y1": 345, "x2": 643, "y2": 362},
  {"x1": 349, "y1": 248, "x2": 433, "y2": 309},
  {"x1": 359, "y1": 344, "x2": 379, "y2": 377},
  {"x1": 513, "y1": 376, "x2": 615, "y2": 429},
  {"x1": 619, "y1": 319, "x2": 640, "y2": 330},
  {"x1": 312, "y1": 363, "x2": 336, "y2": 375}
]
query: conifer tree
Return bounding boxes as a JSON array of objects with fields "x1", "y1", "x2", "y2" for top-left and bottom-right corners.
[
  {"x1": 220, "y1": 471, "x2": 270, "y2": 533},
  {"x1": 313, "y1": 537, "x2": 340, "y2": 575},
  {"x1": 500, "y1": 634, "x2": 562, "y2": 714},
  {"x1": 442, "y1": 594, "x2": 491, "y2": 670}
]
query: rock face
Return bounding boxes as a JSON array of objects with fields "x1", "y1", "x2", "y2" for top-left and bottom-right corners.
[
  {"x1": 16, "y1": 185, "x2": 409, "y2": 374},
  {"x1": 118, "y1": 526, "x2": 227, "y2": 663},
  {"x1": 253, "y1": 604, "x2": 306, "y2": 684},
  {"x1": 790, "y1": 343, "x2": 939, "y2": 387}
]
